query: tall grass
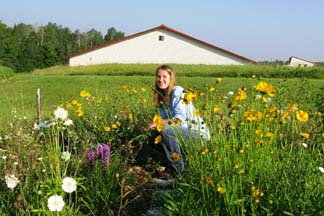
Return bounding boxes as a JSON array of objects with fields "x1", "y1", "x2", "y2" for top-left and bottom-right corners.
[{"x1": 0, "y1": 65, "x2": 14, "y2": 80}]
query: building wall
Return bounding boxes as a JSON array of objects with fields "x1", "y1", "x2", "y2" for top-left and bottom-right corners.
[
  {"x1": 288, "y1": 57, "x2": 314, "y2": 67},
  {"x1": 69, "y1": 29, "x2": 248, "y2": 66}
]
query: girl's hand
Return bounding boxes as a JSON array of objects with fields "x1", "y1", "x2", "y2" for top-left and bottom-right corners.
[{"x1": 148, "y1": 123, "x2": 157, "y2": 130}]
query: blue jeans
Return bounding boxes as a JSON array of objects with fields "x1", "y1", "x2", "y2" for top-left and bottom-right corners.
[{"x1": 161, "y1": 125, "x2": 202, "y2": 172}]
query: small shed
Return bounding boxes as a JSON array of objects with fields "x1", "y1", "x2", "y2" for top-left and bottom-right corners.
[
  {"x1": 65, "y1": 24, "x2": 257, "y2": 66},
  {"x1": 286, "y1": 56, "x2": 314, "y2": 67}
]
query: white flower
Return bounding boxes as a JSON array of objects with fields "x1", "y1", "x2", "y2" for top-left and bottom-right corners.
[
  {"x1": 54, "y1": 107, "x2": 68, "y2": 120},
  {"x1": 319, "y1": 167, "x2": 324, "y2": 173},
  {"x1": 63, "y1": 119, "x2": 73, "y2": 126},
  {"x1": 47, "y1": 195, "x2": 65, "y2": 212},
  {"x1": 33, "y1": 123, "x2": 40, "y2": 130},
  {"x1": 255, "y1": 94, "x2": 262, "y2": 100},
  {"x1": 223, "y1": 96, "x2": 228, "y2": 100},
  {"x1": 62, "y1": 177, "x2": 77, "y2": 193},
  {"x1": 61, "y1": 152, "x2": 71, "y2": 161},
  {"x1": 2, "y1": 155, "x2": 7, "y2": 160},
  {"x1": 13, "y1": 162, "x2": 18, "y2": 166},
  {"x1": 302, "y1": 143, "x2": 308, "y2": 148},
  {"x1": 227, "y1": 91, "x2": 234, "y2": 96},
  {"x1": 4, "y1": 174, "x2": 20, "y2": 189},
  {"x1": 266, "y1": 97, "x2": 272, "y2": 103}
]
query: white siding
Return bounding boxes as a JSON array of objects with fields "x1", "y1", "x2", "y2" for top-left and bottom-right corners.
[
  {"x1": 70, "y1": 29, "x2": 247, "y2": 66},
  {"x1": 288, "y1": 57, "x2": 314, "y2": 67}
]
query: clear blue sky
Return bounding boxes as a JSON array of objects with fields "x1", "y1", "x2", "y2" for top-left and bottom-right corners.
[{"x1": 1, "y1": 0, "x2": 324, "y2": 62}]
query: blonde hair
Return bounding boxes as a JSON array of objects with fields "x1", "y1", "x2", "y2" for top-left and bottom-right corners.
[{"x1": 153, "y1": 65, "x2": 176, "y2": 107}]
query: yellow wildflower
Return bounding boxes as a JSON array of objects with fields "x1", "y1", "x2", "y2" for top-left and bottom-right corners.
[
  {"x1": 171, "y1": 152, "x2": 180, "y2": 162},
  {"x1": 80, "y1": 90, "x2": 91, "y2": 98},
  {"x1": 193, "y1": 110, "x2": 200, "y2": 117},
  {"x1": 217, "y1": 186, "x2": 225, "y2": 194},
  {"x1": 156, "y1": 124, "x2": 164, "y2": 132},
  {"x1": 255, "y1": 81, "x2": 275, "y2": 97},
  {"x1": 296, "y1": 110, "x2": 308, "y2": 122},
  {"x1": 216, "y1": 77, "x2": 222, "y2": 83},
  {"x1": 154, "y1": 135, "x2": 162, "y2": 144},
  {"x1": 235, "y1": 90, "x2": 247, "y2": 100},
  {"x1": 104, "y1": 126, "x2": 111, "y2": 132},
  {"x1": 128, "y1": 113, "x2": 133, "y2": 121},
  {"x1": 266, "y1": 132, "x2": 274, "y2": 139},
  {"x1": 213, "y1": 105, "x2": 220, "y2": 113},
  {"x1": 209, "y1": 87, "x2": 216, "y2": 92},
  {"x1": 255, "y1": 129, "x2": 263, "y2": 137},
  {"x1": 76, "y1": 109, "x2": 84, "y2": 117},
  {"x1": 289, "y1": 104, "x2": 298, "y2": 112},
  {"x1": 153, "y1": 115, "x2": 163, "y2": 124},
  {"x1": 66, "y1": 103, "x2": 72, "y2": 109},
  {"x1": 183, "y1": 92, "x2": 197, "y2": 103},
  {"x1": 112, "y1": 124, "x2": 118, "y2": 129},
  {"x1": 199, "y1": 147, "x2": 208, "y2": 155},
  {"x1": 300, "y1": 132, "x2": 310, "y2": 139}
]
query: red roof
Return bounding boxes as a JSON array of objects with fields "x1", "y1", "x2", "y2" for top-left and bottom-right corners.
[{"x1": 65, "y1": 24, "x2": 257, "y2": 64}]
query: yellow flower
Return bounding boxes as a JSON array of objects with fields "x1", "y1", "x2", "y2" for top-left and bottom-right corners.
[
  {"x1": 300, "y1": 132, "x2": 310, "y2": 139},
  {"x1": 289, "y1": 104, "x2": 299, "y2": 112},
  {"x1": 72, "y1": 100, "x2": 78, "y2": 105},
  {"x1": 128, "y1": 113, "x2": 133, "y2": 121},
  {"x1": 141, "y1": 87, "x2": 146, "y2": 92},
  {"x1": 199, "y1": 147, "x2": 208, "y2": 155},
  {"x1": 209, "y1": 87, "x2": 216, "y2": 92},
  {"x1": 104, "y1": 126, "x2": 111, "y2": 132},
  {"x1": 217, "y1": 186, "x2": 225, "y2": 194},
  {"x1": 116, "y1": 121, "x2": 121, "y2": 126},
  {"x1": 80, "y1": 90, "x2": 91, "y2": 98},
  {"x1": 183, "y1": 92, "x2": 197, "y2": 103},
  {"x1": 266, "y1": 132, "x2": 274, "y2": 139},
  {"x1": 156, "y1": 124, "x2": 164, "y2": 132},
  {"x1": 255, "y1": 81, "x2": 275, "y2": 97},
  {"x1": 213, "y1": 105, "x2": 220, "y2": 113},
  {"x1": 235, "y1": 90, "x2": 247, "y2": 100},
  {"x1": 76, "y1": 109, "x2": 84, "y2": 117},
  {"x1": 316, "y1": 111, "x2": 322, "y2": 117},
  {"x1": 255, "y1": 129, "x2": 263, "y2": 137},
  {"x1": 171, "y1": 118, "x2": 182, "y2": 126},
  {"x1": 154, "y1": 135, "x2": 162, "y2": 144},
  {"x1": 296, "y1": 110, "x2": 308, "y2": 122},
  {"x1": 216, "y1": 78, "x2": 222, "y2": 83},
  {"x1": 256, "y1": 140, "x2": 264, "y2": 146},
  {"x1": 153, "y1": 115, "x2": 163, "y2": 124},
  {"x1": 112, "y1": 124, "x2": 118, "y2": 129},
  {"x1": 193, "y1": 110, "x2": 200, "y2": 117},
  {"x1": 66, "y1": 103, "x2": 72, "y2": 109},
  {"x1": 171, "y1": 152, "x2": 180, "y2": 162}
]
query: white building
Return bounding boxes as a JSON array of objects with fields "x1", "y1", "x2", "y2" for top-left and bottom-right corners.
[
  {"x1": 65, "y1": 24, "x2": 257, "y2": 66},
  {"x1": 286, "y1": 56, "x2": 314, "y2": 67}
]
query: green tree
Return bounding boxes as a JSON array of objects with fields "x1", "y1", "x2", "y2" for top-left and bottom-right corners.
[{"x1": 104, "y1": 27, "x2": 125, "y2": 42}]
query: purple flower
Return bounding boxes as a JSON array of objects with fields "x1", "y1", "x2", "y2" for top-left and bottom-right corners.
[
  {"x1": 102, "y1": 145, "x2": 111, "y2": 169},
  {"x1": 96, "y1": 144, "x2": 103, "y2": 157},
  {"x1": 88, "y1": 150, "x2": 96, "y2": 166},
  {"x1": 29, "y1": 150, "x2": 34, "y2": 158}
]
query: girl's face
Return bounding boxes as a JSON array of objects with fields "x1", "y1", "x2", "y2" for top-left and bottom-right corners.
[{"x1": 156, "y1": 69, "x2": 171, "y2": 90}]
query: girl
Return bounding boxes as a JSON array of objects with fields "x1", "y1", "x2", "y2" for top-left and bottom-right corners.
[{"x1": 148, "y1": 65, "x2": 210, "y2": 175}]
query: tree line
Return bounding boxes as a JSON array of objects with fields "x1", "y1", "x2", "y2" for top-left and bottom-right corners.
[{"x1": 0, "y1": 20, "x2": 125, "y2": 72}]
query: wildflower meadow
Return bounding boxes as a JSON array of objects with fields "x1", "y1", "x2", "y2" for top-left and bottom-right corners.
[{"x1": 0, "y1": 71, "x2": 324, "y2": 215}]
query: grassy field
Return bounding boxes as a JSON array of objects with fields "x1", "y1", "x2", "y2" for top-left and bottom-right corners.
[
  {"x1": 1, "y1": 72, "x2": 323, "y2": 127},
  {"x1": 1, "y1": 64, "x2": 324, "y2": 215}
]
